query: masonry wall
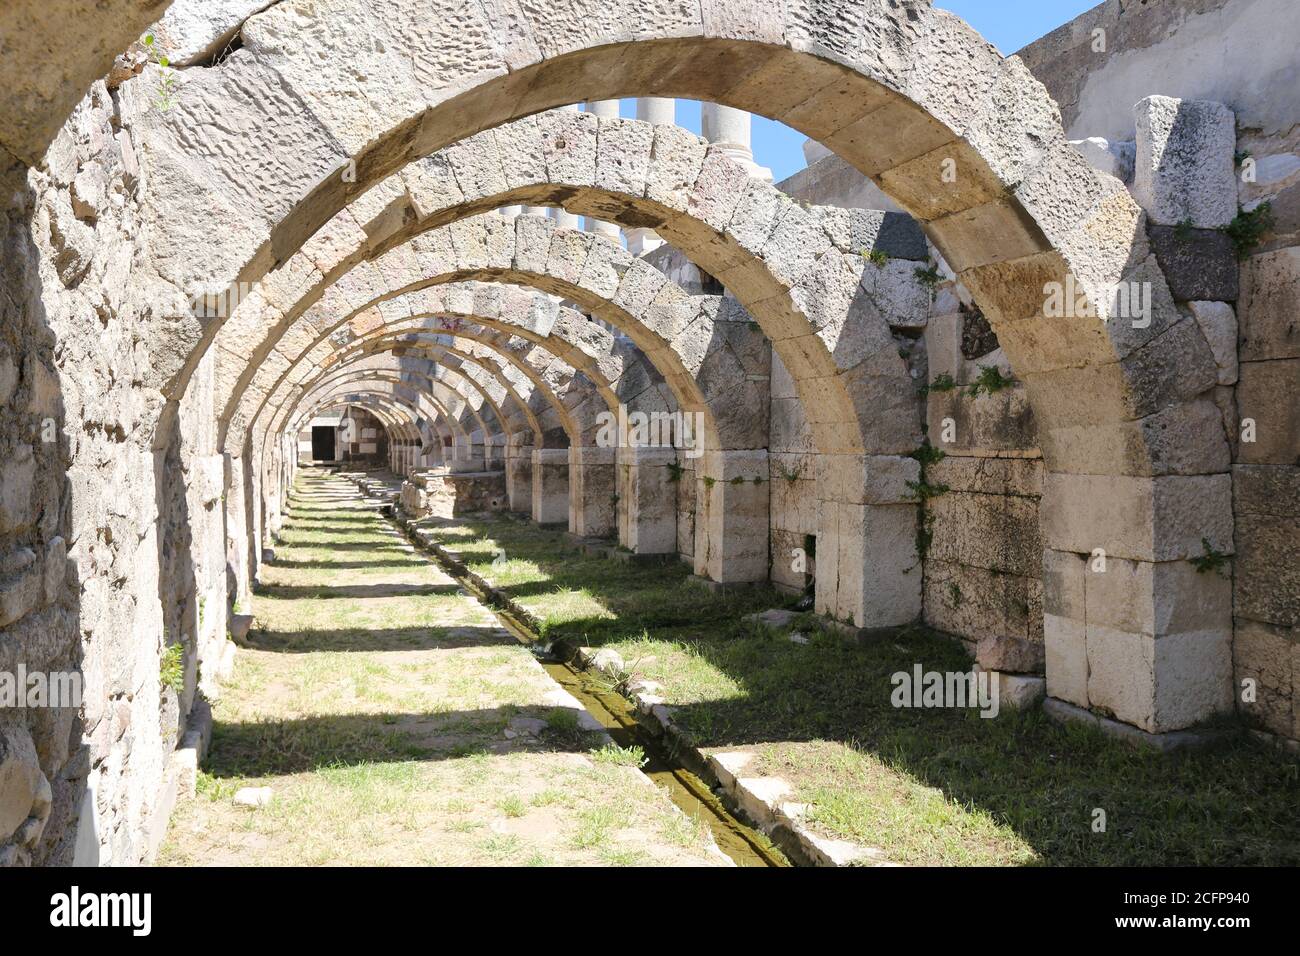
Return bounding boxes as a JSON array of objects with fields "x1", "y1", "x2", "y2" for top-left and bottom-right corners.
[
  {"x1": 1019, "y1": 0, "x2": 1298, "y2": 745},
  {"x1": 0, "y1": 78, "x2": 225, "y2": 864}
]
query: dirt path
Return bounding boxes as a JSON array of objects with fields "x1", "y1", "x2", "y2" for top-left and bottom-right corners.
[{"x1": 160, "y1": 470, "x2": 728, "y2": 867}]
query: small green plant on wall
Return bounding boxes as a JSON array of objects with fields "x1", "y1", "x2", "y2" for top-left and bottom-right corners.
[
  {"x1": 143, "y1": 34, "x2": 176, "y2": 111},
  {"x1": 968, "y1": 364, "x2": 1014, "y2": 397},
  {"x1": 1225, "y1": 202, "x2": 1274, "y2": 260},
  {"x1": 1189, "y1": 538, "x2": 1231, "y2": 578},
  {"x1": 160, "y1": 642, "x2": 184, "y2": 693}
]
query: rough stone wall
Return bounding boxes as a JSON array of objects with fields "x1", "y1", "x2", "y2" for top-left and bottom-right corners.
[
  {"x1": 0, "y1": 73, "x2": 227, "y2": 864},
  {"x1": 1018, "y1": 0, "x2": 1297, "y2": 745},
  {"x1": 771, "y1": 167, "x2": 1044, "y2": 661}
]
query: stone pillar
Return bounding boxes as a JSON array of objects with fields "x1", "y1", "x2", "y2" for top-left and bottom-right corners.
[
  {"x1": 693, "y1": 449, "x2": 769, "y2": 584},
  {"x1": 618, "y1": 445, "x2": 678, "y2": 554},
  {"x1": 1039, "y1": 473, "x2": 1234, "y2": 734},
  {"x1": 625, "y1": 98, "x2": 676, "y2": 256},
  {"x1": 531, "y1": 448, "x2": 570, "y2": 525},
  {"x1": 506, "y1": 442, "x2": 533, "y2": 513},
  {"x1": 569, "y1": 445, "x2": 617, "y2": 538},
  {"x1": 701, "y1": 103, "x2": 772, "y2": 182},
  {"x1": 448, "y1": 440, "x2": 480, "y2": 473},
  {"x1": 814, "y1": 454, "x2": 922, "y2": 631}
]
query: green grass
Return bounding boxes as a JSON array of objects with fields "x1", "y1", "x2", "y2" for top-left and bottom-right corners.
[{"x1": 434, "y1": 512, "x2": 1300, "y2": 867}]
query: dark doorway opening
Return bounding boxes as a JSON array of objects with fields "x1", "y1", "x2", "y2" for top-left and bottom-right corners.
[{"x1": 311, "y1": 426, "x2": 336, "y2": 462}]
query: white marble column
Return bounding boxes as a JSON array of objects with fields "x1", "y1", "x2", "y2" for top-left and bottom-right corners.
[
  {"x1": 584, "y1": 100, "x2": 624, "y2": 242},
  {"x1": 701, "y1": 103, "x2": 772, "y2": 182},
  {"x1": 626, "y1": 98, "x2": 677, "y2": 256}
]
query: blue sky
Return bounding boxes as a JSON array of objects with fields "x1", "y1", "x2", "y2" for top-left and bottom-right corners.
[{"x1": 608, "y1": 0, "x2": 1101, "y2": 182}]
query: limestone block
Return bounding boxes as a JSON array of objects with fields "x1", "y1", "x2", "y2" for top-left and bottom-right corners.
[
  {"x1": 1084, "y1": 556, "x2": 1231, "y2": 638},
  {"x1": 1044, "y1": 613, "x2": 1088, "y2": 706},
  {"x1": 1041, "y1": 549, "x2": 1086, "y2": 620},
  {"x1": 1147, "y1": 226, "x2": 1239, "y2": 302},
  {"x1": 1152, "y1": 628, "x2": 1235, "y2": 731},
  {"x1": 1085, "y1": 626, "x2": 1151, "y2": 723},
  {"x1": 818, "y1": 454, "x2": 919, "y2": 506},
  {"x1": 1133, "y1": 96, "x2": 1237, "y2": 229},
  {"x1": 0, "y1": 445, "x2": 36, "y2": 533},
  {"x1": 927, "y1": 384, "x2": 1038, "y2": 458},
  {"x1": 42, "y1": 537, "x2": 66, "y2": 604},
  {"x1": 1238, "y1": 247, "x2": 1300, "y2": 361},
  {"x1": 1233, "y1": 619, "x2": 1295, "y2": 736},
  {"x1": 1236, "y1": 359, "x2": 1300, "y2": 464},
  {"x1": 0, "y1": 560, "x2": 44, "y2": 629},
  {"x1": 1186, "y1": 301, "x2": 1238, "y2": 385},
  {"x1": 927, "y1": 491, "x2": 1041, "y2": 577},
  {"x1": 923, "y1": 559, "x2": 1041, "y2": 650},
  {"x1": 0, "y1": 724, "x2": 42, "y2": 839},
  {"x1": 151, "y1": 1, "x2": 274, "y2": 67},
  {"x1": 1020, "y1": 316, "x2": 1218, "y2": 432},
  {"x1": 1234, "y1": 514, "x2": 1300, "y2": 627},
  {"x1": 816, "y1": 499, "x2": 919, "y2": 627},
  {"x1": 927, "y1": 455, "x2": 1043, "y2": 498},
  {"x1": 1041, "y1": 472, "x2": 1233, "y2": 562},
  {"x1": 1232, "y1": 463, "x2": 1300, "y2": 518}
]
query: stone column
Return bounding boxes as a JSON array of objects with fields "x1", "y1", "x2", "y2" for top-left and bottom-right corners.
[
  {"x1": 618, "y1": 445, "x2": 678, "y2": 554},
  {"x1": 506, "y1": 442, "x2": 533, "y2": 513},
  {"x1": 813, "y1": 454, "x2": 922, "y2": 631},
  {"x1": 531, "y1": 448, "x2": 570, "y2": 525},
  {"x1": 568, "y1": 445, "x2": 617, "y2": 538},
  {"x1": 626, "y1": 98, "x2": 676, "y2": 256},
  {"x1": 1039, "y1": 473, "x2": 1234, "y2": 735},
  {"x1": 693, "y1": 449, "x2": 769, "y2": 584},
  {"x1": 701, "y1": 103, "x2": 772, "y2": 182}
]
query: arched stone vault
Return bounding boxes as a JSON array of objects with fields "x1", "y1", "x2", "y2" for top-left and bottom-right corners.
[
  {"x1": 225, "y1": 216, "x2": 781, "y2": 463},
  {"x1": 298, "y1": 330, "x2": 591, "y2": 448},
  {"x1": 290, "y1": 367, "x2": 489, "y2": 454},
  {"x1": 248, "y1": 279, "x2": 685, "y2": 458},
  {"x1": 46, "y1": 0, "x2": 1222, "y2": 735},
  {"x1": 295, "y1": 374, "x2": 466, "y2": 452}
]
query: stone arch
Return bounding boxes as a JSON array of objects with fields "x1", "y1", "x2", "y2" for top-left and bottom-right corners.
[
  {"x1": 223, "y1": 216, "x2": 775, "y2": 465},
  {"x1": 292, "y1": 368, "x2": 487, "y2": 456},
  {"x1": 103, "y1": 0, "x2": 1228, "y2": 732},
  {"x1": 248, "y1": 281, "x2": 679, "y2": 460}
]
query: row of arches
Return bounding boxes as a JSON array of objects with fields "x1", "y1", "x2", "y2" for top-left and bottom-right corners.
[{"x1": 0, "y1": 0, "x2": 1247, "y2": 867}]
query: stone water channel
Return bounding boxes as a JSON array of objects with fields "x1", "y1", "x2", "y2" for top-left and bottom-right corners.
[{"x1": 374, "y1": 498, "x2": 787, "y2": 869}]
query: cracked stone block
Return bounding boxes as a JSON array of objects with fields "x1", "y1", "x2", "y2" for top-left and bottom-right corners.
[
  {"x1": 1134, "y1": 96, "x2": 1237, "y2": 229},
  {"x1": 1187, "y1": 301, "x2": 1239, "y2": 384}
]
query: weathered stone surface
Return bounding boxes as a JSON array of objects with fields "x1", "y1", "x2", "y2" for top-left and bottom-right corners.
[
  {"x1": 1187, "y1": 301, "x2": 1239, "y2": 384},
  {"x1": 1133, "y1": 96, "x2": 1237, "y2": 229},
  {"x1": 1147, "y1": 226, "x2": 1239, "y2": 302},
  {"x1": 0, "y1": 725, "x2": 43, "y2": 840},
  {"x1": 1238, "y1": 247, "x2": 1300, "y2": 361},
  {"x1": 1236, "y1": 359, "x2": 1300, "y2": 465},
  {"x1": 149, "y1": 0, "x2": 268, "y2": 66},
  {"x1": 1040, "y1": 473, "x2": 1233, "y2": 562},
  {"x1": 1233, "y1": 618, "x2": 1296, "y2": 737},
  {"x1": 1234, "y1": 513, "x2": 1300, "y2": 627}
]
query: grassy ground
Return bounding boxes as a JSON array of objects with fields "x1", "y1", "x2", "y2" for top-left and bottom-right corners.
[
  {"x1": 159, "y1": 471, "x2": 727, "y2": 867},
  {"x1": 422, "y1": 511, "x2": 1300, "y2": 867}
]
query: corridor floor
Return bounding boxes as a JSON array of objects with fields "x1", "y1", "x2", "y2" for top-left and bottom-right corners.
[{"x1": 159, "y1": 471, "x2": 728, "y2": 866}]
